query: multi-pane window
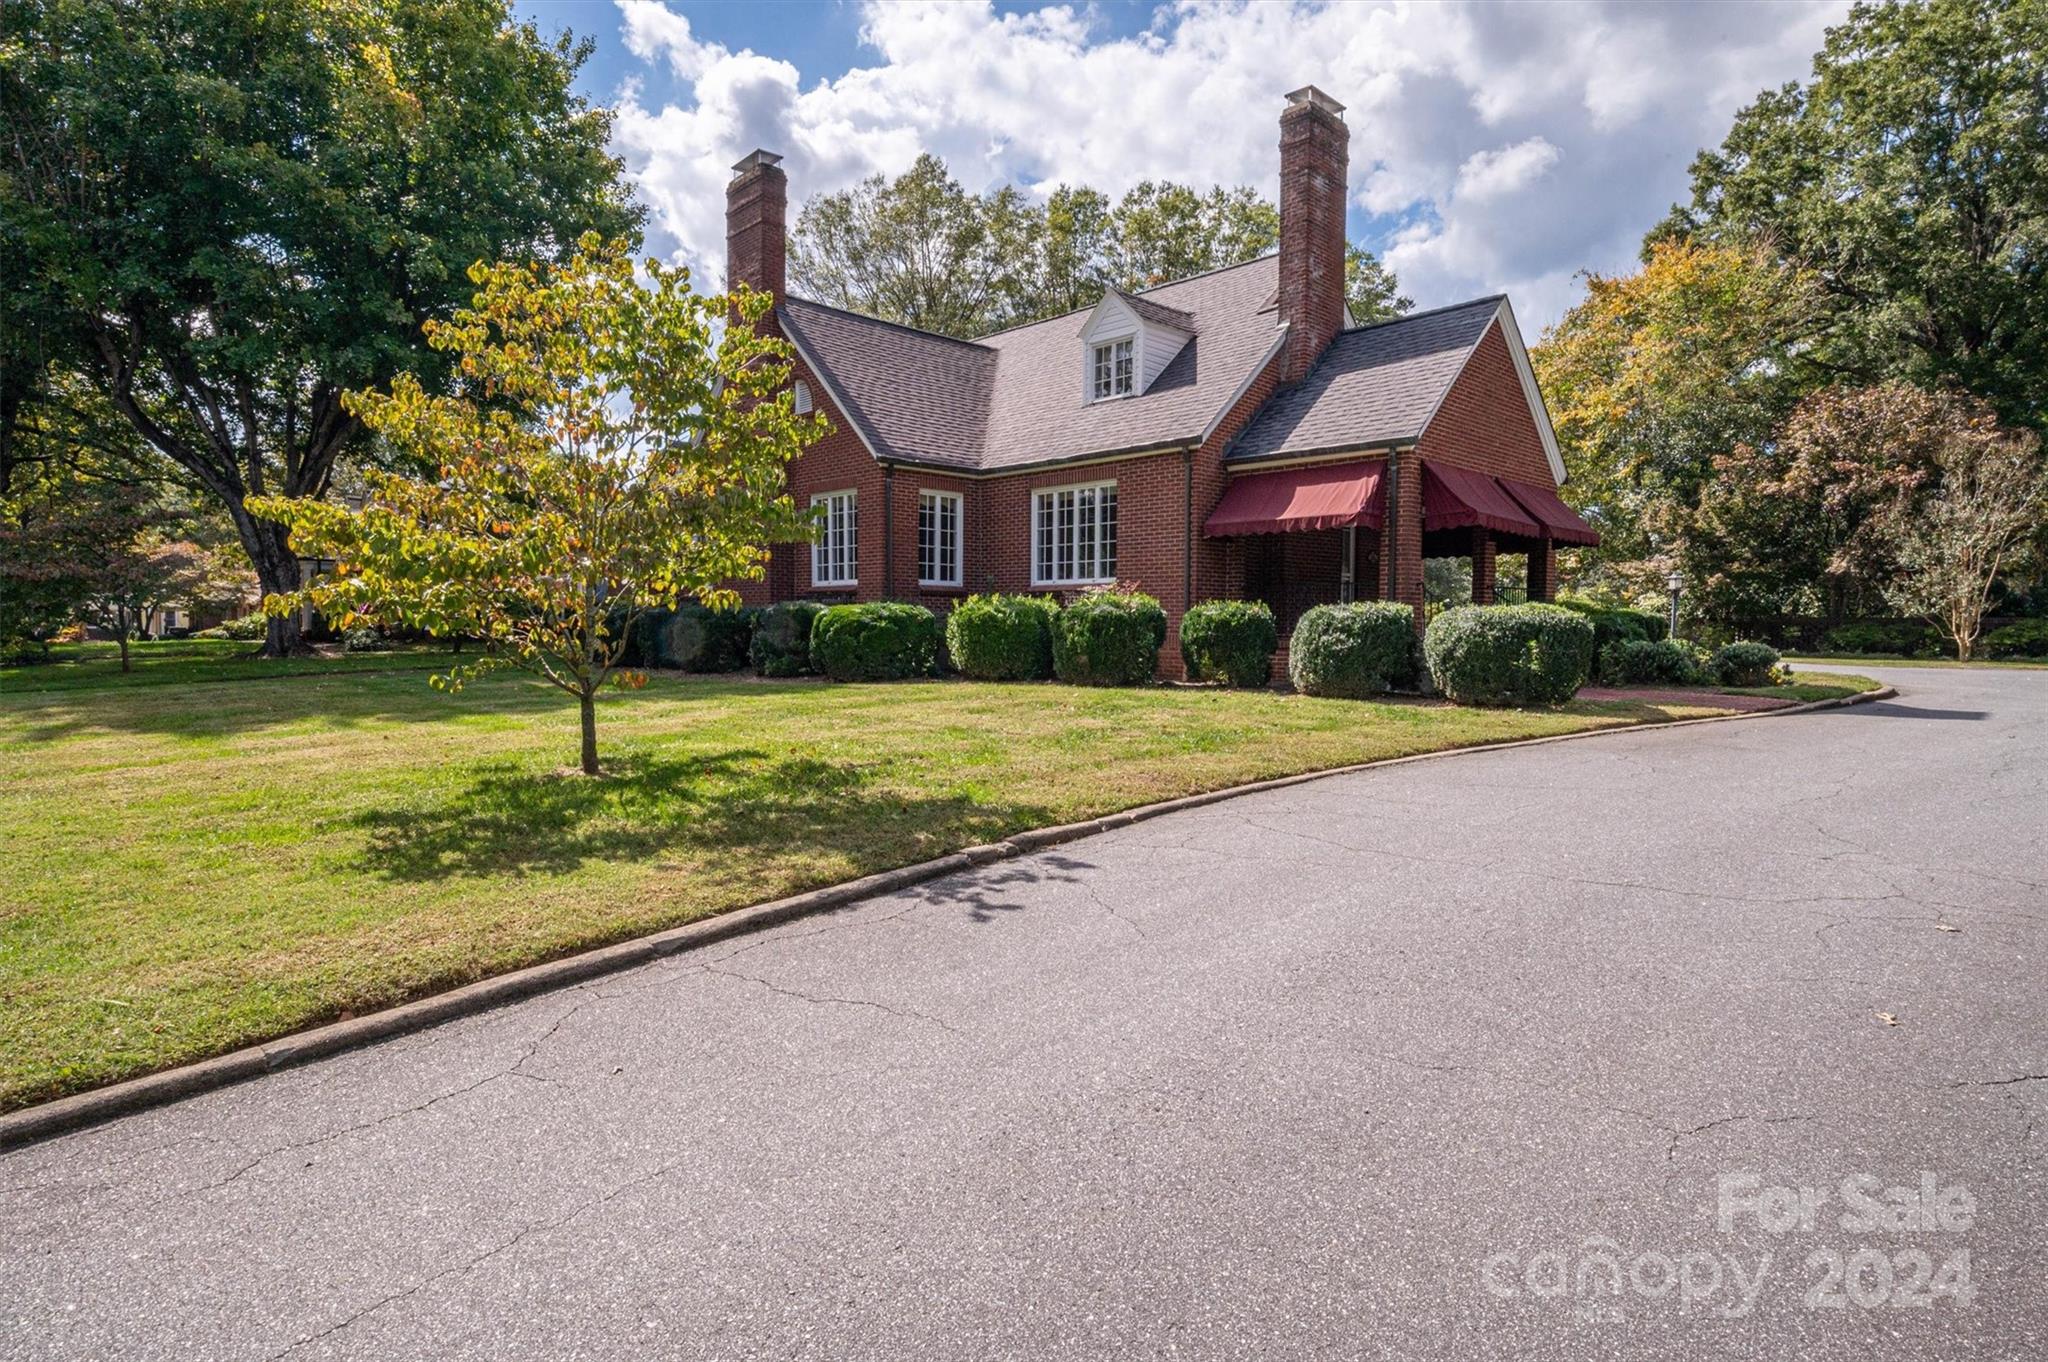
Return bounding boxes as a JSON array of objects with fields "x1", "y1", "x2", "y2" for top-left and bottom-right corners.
[
  {"x1": 1091, "y1": 338, "x2": 1134, "y2": 400},
  {"x1": 918, "y1": 490, "x2": 962, "y2": 587},
  {"x1": 811, "y1": 489, "x2": 857, "y2": 586},
  {"x1": 1032, "y1": 482, "x2": 1117, "y2": 585}
]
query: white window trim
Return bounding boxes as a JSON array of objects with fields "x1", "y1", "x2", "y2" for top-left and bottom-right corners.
[
  {"x1": 917, "y1": 489, "x2": 963, "y2": 588},
  {"x1": 1030, "y1": 479, "x2": 1119, "y2": 587},
  {"x1": 810, "y1": 488, "x2": 858, "y2": 588},
  {"x1": 1089, "y1": 335, "x2": 1136, "y2": 402}
]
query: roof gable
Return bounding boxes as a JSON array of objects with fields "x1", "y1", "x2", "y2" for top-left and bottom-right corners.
[{"x1": 779, "y1": 254, "x2": 1283, "y2": 474}]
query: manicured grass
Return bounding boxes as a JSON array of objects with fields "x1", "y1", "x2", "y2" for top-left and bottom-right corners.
[
  {"x1": 1, "y1": 637, "x2": 458, "y2": 693},
  {"x1": 1722, "y1": 669, "x2": 1884, "y2": 703},
  {"x1": 1786, "y1": 653, "x2": 2048, "y2": 670},
  {"x1": 1, "y1": 646, "x2": 1756, "y2": 1110}
]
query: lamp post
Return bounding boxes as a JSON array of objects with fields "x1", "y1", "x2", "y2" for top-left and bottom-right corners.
[{"x1": 1666, "y1": 570, "x2": 1684, "y2": 642}]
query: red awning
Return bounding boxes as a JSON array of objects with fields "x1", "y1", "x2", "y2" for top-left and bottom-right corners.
[
  {"x1": 1204, "y1": 460, "x2": 1386, "y2": 536},
  {"x1": 1422, "y1": 461, "x2": 1542, "y2": 538},
  {"x1": 1498, "y1": 476, "x2": 1601, "y2": 547}
]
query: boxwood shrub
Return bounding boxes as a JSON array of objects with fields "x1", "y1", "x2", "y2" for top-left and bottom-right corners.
[
  {"x1": 1179, "y1": 600, "x2": 1278, "y2": 687},
  {"x1": 1424, "y1": 603, "x2": 1595, "y2": 706},
  {"x1": 1051, "y1": 590, "x2": 1167, "y2": 686},
  {"x1": 811, "y1": 602, "x2": 940, "y2": 681},
  {"x1": 655, "y1": 604, "x2": 756, "y2": 672},
  {"x1": 1597, "y1": 637, "x2": 1707, "y2": 686},
  {"x1": 750, "y1": 600, "x2": 827, "y2": 677},
  {"x1": 1287, "y1": 602, "x2": 1417, "y2": 698},
  {"x1": 1710, "y1": 640, "x2": 1782, "y2": 687},
  {"x1": 945, "y1": 593, "x2": 1058, "y2": 680}
]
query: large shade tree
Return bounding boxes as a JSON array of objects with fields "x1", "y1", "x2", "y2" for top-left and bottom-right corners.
[
  {"x1": 0, "y1": 0, "x2": 641, "y2": 655},
  {"x1": 1657, "y1": 0, "x2": 2048, "y2": 430},
  {"x1": 789, "y1": 154, "x2": 1408, "y2": 339},
  {"x1": 255, "y1": 238, "x2": 828, "y2": 775}
]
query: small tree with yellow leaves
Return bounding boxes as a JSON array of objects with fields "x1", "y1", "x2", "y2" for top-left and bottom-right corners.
[{"x1": 253, "y1": 235, "x2": 826, "y2": 774}]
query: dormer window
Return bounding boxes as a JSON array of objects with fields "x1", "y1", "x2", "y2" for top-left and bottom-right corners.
[{"x1": 1091, "y1": 338, "x2": 1134, "y2": 401}]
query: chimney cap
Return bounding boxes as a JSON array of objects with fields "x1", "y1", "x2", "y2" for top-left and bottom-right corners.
[
  {"x1": 731, "y1": 149, "x2": 785, "y2": 176},
  {"x1": 1284, "y1": 86, "x2": 1345, "y2": 118}
]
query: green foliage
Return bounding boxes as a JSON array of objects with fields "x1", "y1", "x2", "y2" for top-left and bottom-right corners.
[
  {"x1": 1558, "y1": 596, "x2": 1668, "y2": 652},
  {"x1": 1287, "y1": 602, "x2": 1417, "y2": 698},
  {"x1": 251, "y1": 237, "x2": 825, "y2": 772},
  {"x1": 1425, "y1": 604, "x2": 1595, "y2": 706},
  {"x1": 811, "y1": 602, "x2": 940, "y2": 682},
  {"x1": 945, "y1": 594, "x2": 1058, "y2": 681},
  {"x1": 788, "y1": 153, "x2": 1406, "y2": 338},
  {"x1": 751, "y1": 601, "x2": 827, "y2": 677},
  {"x1": 1710, "y1": 641, "x2": 1783, "y2": 687},
  {"x1": 1662, "y1": 0, "x2": 2048, "y2": 430},
  {"x1": 1820, "y1": 619, "x2": 1941, "y2": 657},
  {"x1": 218, "y1": 614, "x2": 272, "y2": 642},
  {"x1": 2, "y1": 0, "x2": 642, "y2": 653},
  {"x1": 1983, "y1": 619, "x2": 2048, "y2": 658},
  {"x1": 1050, "y1": 591, "x2": 1167, "y2": 686},
  {"x1": 1178, "y1": 600, "x2": 1278, "y2": 688},
  {"x1": 1598, "y1": 638, "x2": 1707, "y2": 686},
  {"x1": 1533, "y1": 240, "x2": 1819, "y2": 577}
]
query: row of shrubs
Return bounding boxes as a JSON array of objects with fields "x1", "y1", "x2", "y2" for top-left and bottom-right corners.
[{"x1": 1594, "y1": 636, "x2": 1785, "y2": 689}]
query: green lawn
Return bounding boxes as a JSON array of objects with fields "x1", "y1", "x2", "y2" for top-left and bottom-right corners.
[
  {"x1": 1, "y1": 637, "x2": 459, "y2": 692},
  {"x1": 1723, "y1": 669, "x2": 1885, "y2": 703},
  {"x1": 0, "y1": 645, "x2": 1819, "y2": 1110},
  {"x1": 1786, "y1": 653, "x2": 2047, "y2": 670}
]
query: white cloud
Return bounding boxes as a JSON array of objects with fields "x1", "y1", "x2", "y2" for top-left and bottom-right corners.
[
  {"x1": 607, "y1": 0, "x2": 1847, "y2": 328},
  {"x1": 1454, "y1": 138, "x2": 1562, "y2": 203}
]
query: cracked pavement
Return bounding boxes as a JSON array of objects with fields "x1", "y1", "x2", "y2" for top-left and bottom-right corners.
[{"x1": 2, "y1": 664, "x2": 2042, "y2": 1360}]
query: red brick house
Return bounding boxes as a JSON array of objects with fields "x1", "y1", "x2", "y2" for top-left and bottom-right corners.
[{"x1": 725, "y1": 85, "x2": 1596, "y2": 679}]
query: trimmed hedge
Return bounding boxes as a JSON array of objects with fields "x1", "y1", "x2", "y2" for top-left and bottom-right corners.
[
  {"x1": 811, "y1": 602, "x2": 940, "y2": 681},
  {"x1": 946, "y1": 593, "x2": 1058, "y2": 681},
  {"x1": 661, "y1": 605, "x2": 756, "y2": 672},
  {"x1": 1180, "y1": 600, "x2": 1278, "y2": 687},
  {"x1": 1711, "y1": 640, "x2": 1782, "y2": 687},
  {"x1": 1424, "y1": 603, "x2": 1595, "y2": 706},
  {"x1": 1287, "y1": 602, "x2": 1417, "y2": 698},
  {"x1": 751, "y1": 600, "x2": 827, "y2": 677},
  {"x1": 1983, "y1": 619, "x2": 2048, "y2": 658},
  {"x1": 1597, "y1": 637, "x2": 1706, "y2": 686},
  {"x1": 1558, "y1": 596, "x2": 1667, "y2": 651},
  {"x1": 1051, "y1": 590, "x2": 1167, "y2": 686},
  {"x1": 1821, "y1": 619, "x2": 1939, "y2": 658}
]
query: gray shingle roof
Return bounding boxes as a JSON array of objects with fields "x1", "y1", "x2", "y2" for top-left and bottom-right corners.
[
  {"x1": 1113, "y1": 289, "x2": 1197, "y2": 332},
  {"x1": 777, "y1": 299, "x2": 995, "y2": 471},
  {"x1": 778, "y1": 255, "x2": 1282, "y2": 474},
  {"x1": 1226, "y1": 297, "x2": 1504, "y2": 463}
]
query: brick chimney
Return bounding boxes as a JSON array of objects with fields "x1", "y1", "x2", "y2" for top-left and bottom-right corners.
[
  {"x1": 726, "y1": 149, "x2": 787, "y2": 303},
  {"x1": 1277, "y1": 86, "x2": 1349, "y2": 384}
]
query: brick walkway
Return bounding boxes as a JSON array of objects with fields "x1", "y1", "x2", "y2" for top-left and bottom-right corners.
[{"x1": 1577, "y1": 685, "x2": 1794, "y2": 712}]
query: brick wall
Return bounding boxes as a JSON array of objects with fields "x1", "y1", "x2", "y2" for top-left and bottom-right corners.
[{"x1": 1413, "y1": 320, "x2": 1553, "y2": 486}]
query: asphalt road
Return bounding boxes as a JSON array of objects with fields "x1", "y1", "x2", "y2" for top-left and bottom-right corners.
[{"x1": 3, "y1": 665, "x2": 2042, "y2": 1361}]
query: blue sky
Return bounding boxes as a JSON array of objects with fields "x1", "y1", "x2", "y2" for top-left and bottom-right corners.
[{"x1": 514, "y1": 1, "x2": 1847, "y2": 330}]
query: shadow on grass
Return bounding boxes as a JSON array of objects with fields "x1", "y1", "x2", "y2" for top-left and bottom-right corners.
[{"x1": 346, "y1": 748, "x2": 1053, "y2": 882}]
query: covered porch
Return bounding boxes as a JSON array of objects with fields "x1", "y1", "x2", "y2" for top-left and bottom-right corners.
[{"x1": 1204, "y1": 452, "x2": 1598, "y2": 640}]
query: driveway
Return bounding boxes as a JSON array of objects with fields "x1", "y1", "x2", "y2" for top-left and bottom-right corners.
[{"x1": 3, "y1": 665, "x2": 2042, "y2": 1360}]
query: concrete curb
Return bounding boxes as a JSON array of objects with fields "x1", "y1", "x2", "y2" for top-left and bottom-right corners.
[{"x1": 0, "y1": 682, "x2": 1896, "y2": 1151}]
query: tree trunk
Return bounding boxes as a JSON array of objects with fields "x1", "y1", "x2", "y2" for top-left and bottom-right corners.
[
  {"x1": 118, "y1": 622, "x2": 130, "y2": 673},
  {"x1": 236, "y1": 515, "x2": 308, "y2": 657},
  {"x1": 578, "y1": 690, "x2": 599, "y2": 776}
]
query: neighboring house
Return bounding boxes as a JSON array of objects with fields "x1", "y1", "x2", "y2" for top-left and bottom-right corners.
[{"x1": 726, "y1": 85, "x2": 1596, "y2": 678}]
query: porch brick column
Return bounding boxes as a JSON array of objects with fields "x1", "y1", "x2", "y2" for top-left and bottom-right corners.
[
  {"x1": 1529, "y1": 532, "x2": 1557, "y2": 602},
  {"x1": 1471, "y1": 527, "x2": 1496, "y2": 605},
  {"x1": 1376, "y1": 446, "x2": 1425, "y2": 631}
]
